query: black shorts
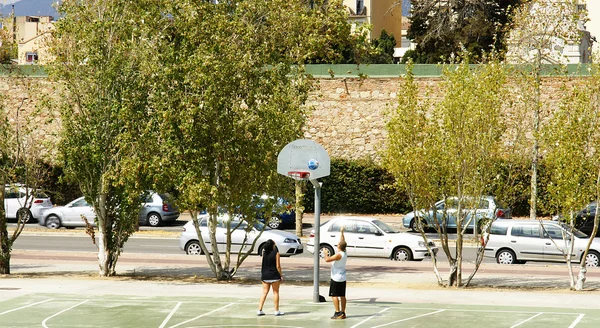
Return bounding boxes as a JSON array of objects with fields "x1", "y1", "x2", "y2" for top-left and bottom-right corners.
[{"x1": 329, "y1": 280, "x2": 346, "y2": 297}]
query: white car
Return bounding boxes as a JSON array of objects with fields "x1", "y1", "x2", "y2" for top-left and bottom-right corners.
[
  {"x1": 306, "y1": 216, "x2": 437, "y2": 261},
  {"x1": 3, "y1": 185, "x2": 53, "y2": 222},
  {"x1": 484, "y1": 219, "x2": 600, "y2": 267},
  {"x1": 179, "y1": 215, "x2": 303, "y2": 256}
]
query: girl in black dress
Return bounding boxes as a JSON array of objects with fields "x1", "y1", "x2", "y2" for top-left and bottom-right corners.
[{"x1": 257, "y1": 239, "x2": 284, "y2": 316}]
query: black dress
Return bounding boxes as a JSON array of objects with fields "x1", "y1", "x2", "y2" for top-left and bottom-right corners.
[{"x1": 261, "y1": 249, "x2": 281, "y2": 281}]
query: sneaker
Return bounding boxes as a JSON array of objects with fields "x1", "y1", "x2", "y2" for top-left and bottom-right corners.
[
  {"x1": 274, "y1": 310, "x2": 285, "y2": 316},
  {"x1": 331, "y1": 311, "x2": 341, "y2": 319},
  {"x1": 339, "y1": 312, "x2": 346, "y2": 319},
  {"x1": 257, "y1": 310, "x2": 265, "y2": 316}
]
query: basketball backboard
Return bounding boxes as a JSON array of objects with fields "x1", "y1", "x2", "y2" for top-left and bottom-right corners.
[{"x1": 277, "y1": 139, "x2": 330, "y2": 180}]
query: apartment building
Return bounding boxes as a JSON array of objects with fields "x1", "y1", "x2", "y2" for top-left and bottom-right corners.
[{"x1": 2, "y1": 15, "x2": 54, "y2": 65}]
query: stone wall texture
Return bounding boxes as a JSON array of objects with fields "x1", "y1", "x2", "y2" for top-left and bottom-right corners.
[{"x1": 1, "y1": 76, "x2": 578, "y2": 164}]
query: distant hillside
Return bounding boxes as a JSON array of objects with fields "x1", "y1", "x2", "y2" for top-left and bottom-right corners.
[{"x1": 1, "y1": 0, "x2": 58, "y2": 18}]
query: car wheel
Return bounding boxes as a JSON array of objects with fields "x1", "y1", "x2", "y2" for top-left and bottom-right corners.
[
  {"x1": 45, "y1": 215, "x2": 61, "y2": 229},
  {"x1": 319, "y1": 244, "x2": 334, "y2": 259},
  {"x1": 410, "y1": 218, "x2": 425, "y2": 232},
  {"x1": 496, "y1": 249, "x2": 516, "y2": 265},
  {"x1": 585, "y1": 251, "x2": 600, "y2": 267},
  {"x1": 185, "y1": 241, "x2": 203, "y2": 255},
  {"x1": 268, "y1": 216, "x2": 281, "y2": 229},
  {"x1": 147, "y1": 213, "x2": 162, "y2": 227},
  {"x1": 17, "y1": 208, "x2": 32, "y2": 223},
  {"x1": 392, "y1": 247, "x2": 413, "y2": 261}
]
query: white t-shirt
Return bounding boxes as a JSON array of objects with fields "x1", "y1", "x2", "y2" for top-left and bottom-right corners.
[{"x1": 331, "y1": 251, "x2": 347, "y2": 282}]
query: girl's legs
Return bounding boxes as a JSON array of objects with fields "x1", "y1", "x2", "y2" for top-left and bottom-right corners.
[
  {"x1": 258, "y1": 281, "x2": 271, "y2": 311},
  {"x1": 271, "y1": 280, "x2": 281, "y2": 311}
]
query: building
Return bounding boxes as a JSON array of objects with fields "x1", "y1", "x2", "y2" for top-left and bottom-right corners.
[
  {"x1": 342, "y1": 0, "x2": 403, "y2": 46},
  {"x1": 2, "y1": 15, "x2": 55, "y2": 65}
]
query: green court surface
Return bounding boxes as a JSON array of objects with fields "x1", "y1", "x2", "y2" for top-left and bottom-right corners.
[{"x1": 1, "y1": 294, "x2": 598, "y2": 328}]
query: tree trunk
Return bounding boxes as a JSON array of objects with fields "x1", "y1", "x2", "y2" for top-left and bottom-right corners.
[
  {"x1": 295, "y1": 181, "x2": 303, "y2": 237},
  {"x1": 97, "y1": 193, "x2": 109, "y2": 277},
  {"x1": 0, "y1": 228, "x2": 10, "y2": 274},
  {"x1": 530, "y1": 51, "x2": 541, "y2": 221}
]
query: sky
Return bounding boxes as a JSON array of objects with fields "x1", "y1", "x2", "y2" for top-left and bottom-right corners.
[{"x1": 1, "y1": 0, "x2": 58, "y2": 17}]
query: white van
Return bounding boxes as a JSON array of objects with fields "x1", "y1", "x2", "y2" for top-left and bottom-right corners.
[{"x1": 484, "y1": 219, "x2": 600, "y2": 267}]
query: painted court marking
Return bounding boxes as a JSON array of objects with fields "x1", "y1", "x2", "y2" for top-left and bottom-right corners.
[
  {"x1": 350, "y1": 307, "x2": 389, "y2": 328},
  {"x1": 0, "y1": 297, "x2": 591, "y2": 328},
  {"x1": 569, "y1": 314, "x2": 586, "y2": 328},
  {"x1": 42, "y1": 300, "x2": 89, "y2": 328},
  {"x1": 0, "y1": 299, "x2": 53, "y2": 316},
  {"x1": 159, "y1": 301, "x2": 182, "y2": 328},
  {"x1": 510, "y1": 312, "x2": 543, "y2": 328},
  {"x1": 167, "y1": 302, "x2": 235, "y2": 328},
  {"x1": 372, "y1": 309, "x2": 446, "y2": 328}
]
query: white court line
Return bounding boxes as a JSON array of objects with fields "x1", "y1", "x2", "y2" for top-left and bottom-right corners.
[
  {"x1": 371, "y1": 309, "x2": 446, "y2": 328},
  {"x1": 42, "y1": 300, "x2": 89, "y2": 328},
  {"x1": 568, "y1": 314, "x2": 585, "y2": 328},
  {"x1": 168, "y1": 303, "x2": 235, "y2": 328},
  {"x1": 510, "y1": 312, "x2": 543, "y2": 328},
  {"x1": 0, "y1": 299, "x2": 53, "y2": 315},
  {"x1": 397, "y1": 307, "x2": 582, "y2": 315},
  {"x1": 159, "y1": 302, "x2": 182, "y2": 328},
  {"x1": 350, "y1": 307, "x2": 389, "y2": 328}
]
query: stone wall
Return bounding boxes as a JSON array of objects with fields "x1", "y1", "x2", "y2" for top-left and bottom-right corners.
[{"x1": 1, "y1": 76, "x2": 577, "y2": 164}]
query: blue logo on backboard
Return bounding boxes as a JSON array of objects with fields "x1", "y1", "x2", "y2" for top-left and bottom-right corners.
[{"x1": 308, "y1": 159, "x2": 319, "y2": 170}]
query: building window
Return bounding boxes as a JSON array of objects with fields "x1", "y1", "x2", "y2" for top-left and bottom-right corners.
[
  {"x1": 357, "y1": 0, "x2": 364, "y2": 15},
  {"x1": 26, "y1": 52, "x2": 38, "y2": 63}
]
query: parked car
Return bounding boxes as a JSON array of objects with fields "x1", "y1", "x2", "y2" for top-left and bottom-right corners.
[
  {"x1": 3, "y1": 184, "x2": 53, "y2": 222},
  {"x1": 253, "y1": 195, "x2": 295, "y2": 230},
  {"x1": 179, "y1": 215, "x2": 303, "y2": 256},
  {"x1": 483, "y1": 219, "x2": 600, "y2": 267},
  {"x1": 402, "y1": 196, "x2": 511, "y2": 232},
  {"x1": 39, "y1": 192, "x2": 179, "y2": 229},
  {"x1": 306, "y1": 216, "x2": 437, "y2": 261},
  {"x1": 560, "y1": 201, "x2": 600, "y2": 237}
]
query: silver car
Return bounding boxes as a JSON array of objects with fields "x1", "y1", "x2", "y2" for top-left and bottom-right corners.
[
  {"x1": 179, "y1": 215, "x2": 303, "y2": 256},
  {"x1": 306, "y1": 216, "x2": 437, "y2": 261},
  {"x1": 484, "y1": 219, "x2": 600, "y2": 267},
  {"x1": 39, "y1": 192, "x2": 179, "y2": 229},
  {"x1": 402, "y1": 195, "x2": 511, "y2": 231}
]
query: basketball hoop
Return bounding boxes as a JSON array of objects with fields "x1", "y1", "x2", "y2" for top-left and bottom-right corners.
[{"x1": 287, "y1": 171, "x2": 310, "y2": 180}]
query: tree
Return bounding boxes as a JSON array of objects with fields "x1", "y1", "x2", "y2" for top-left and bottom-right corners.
[
  {"x1": 506, "y1": 0, "x2": 585, "y2": 220},
  {"x1": 541, "y1": 62, "x2": 600, "y2": 291},
  {"x1": 46, "y1": 0, "x2": 161, "y2": 276},
  {"x1": 384, "y1": 57, "x2": 508, "y2": 287},
  {"x1": 0, "y1": 73, "x2": 50, "y2": 274},
  {"x1": 362, "y1": 29, "x2": 396, "y2": 64},
  {"x1": 404, "y1": 0, "x2": 521, "y2": 63},
  {"x1": 146, "y1": 0, "x2": 332, "y2": 280}
]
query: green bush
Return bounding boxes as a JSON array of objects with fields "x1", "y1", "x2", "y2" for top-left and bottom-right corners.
[{"x1": 302, "y1": 158, "x2": 409, "y2": 214}]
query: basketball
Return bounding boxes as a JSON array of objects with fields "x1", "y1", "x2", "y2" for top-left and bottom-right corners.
[{"x1": 308, "y1": 159, "x2": 319, "y2": 170}]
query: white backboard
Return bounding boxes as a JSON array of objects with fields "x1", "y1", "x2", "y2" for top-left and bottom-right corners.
[{"x1": 277, "y1": 139, "x2": 330, "y2": 180}]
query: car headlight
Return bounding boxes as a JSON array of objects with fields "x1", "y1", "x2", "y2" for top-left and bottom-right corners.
[
  {"x1": 418, "y1": 241, "x2": 426, "y2": 247},
  {"x1": 283, "y1": 238, "x2": 297, "y2": 244}
]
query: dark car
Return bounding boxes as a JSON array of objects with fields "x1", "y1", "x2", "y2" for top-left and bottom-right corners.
[
  {"x1": 571, "y1": 202, "x2": 600, "y2": 236},
  {"x1": 253, "y1": 195, "x2": 295, "y2": 230}
]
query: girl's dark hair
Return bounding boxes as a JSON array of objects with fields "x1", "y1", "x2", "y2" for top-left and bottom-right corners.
[{"x1": 264, "y1": 239, "x2": 276, "y2": 254}]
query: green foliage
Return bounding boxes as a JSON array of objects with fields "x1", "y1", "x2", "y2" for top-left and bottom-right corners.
[
  {"x1": 361, "y1": 29, "x2": 396, "y2": 64},
  {"x1": 404, "y1": 0, "x2": 521, "y2": 64},
  {"x1": 303, "y1": 158, "x2": 409, "y2": 214},
  {"x1": 47, "y1": 0, "x2": 161, "y2": 276},
  {"x1": 540, "y1": 63, "x2": 600, "y2": 219},
  {"x1": 385, "y1": 55, "x2": 509, "y2": 287}
]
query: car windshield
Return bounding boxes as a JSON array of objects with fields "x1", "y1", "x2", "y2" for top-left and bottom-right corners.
[
  {"x1": 372, "y1": 219, "x2": 397, "y2": 233},
  {"x1": 558, "y1": 222, "x2": 588, "y2": 238}
]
